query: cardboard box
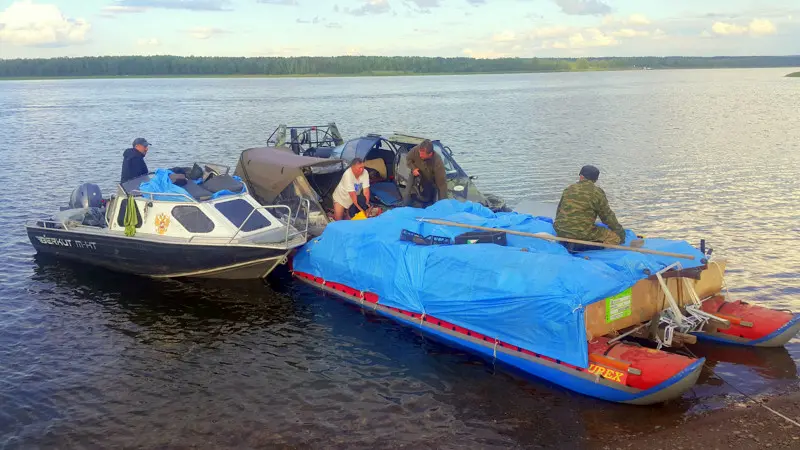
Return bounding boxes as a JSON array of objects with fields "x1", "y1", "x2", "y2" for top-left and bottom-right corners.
[{"x1": 584, "y1": 259, "x2": 727, "y2": 339}]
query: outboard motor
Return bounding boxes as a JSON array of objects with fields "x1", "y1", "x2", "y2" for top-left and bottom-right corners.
[{"x1": 68, "y1": 183, "x2": 103, "y2": 209}]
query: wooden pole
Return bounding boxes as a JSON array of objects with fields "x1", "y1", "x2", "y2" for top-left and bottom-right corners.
[{"x1": 416, "y1": 217, "x2": 696, "y2": 260}]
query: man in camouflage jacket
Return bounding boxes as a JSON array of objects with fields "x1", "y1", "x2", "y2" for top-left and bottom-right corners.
[{"x1": 553, "y1": 165, "x2": 626, "y2": 245}]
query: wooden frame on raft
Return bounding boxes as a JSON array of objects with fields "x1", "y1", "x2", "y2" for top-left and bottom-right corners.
[{"x1": 585, "y1": 259, "x2": 727, "y2": 340}]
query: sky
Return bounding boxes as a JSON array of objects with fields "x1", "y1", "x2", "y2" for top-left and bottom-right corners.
[{"x1": 0, "y1": 0, "x2": 798, "y2": 59}]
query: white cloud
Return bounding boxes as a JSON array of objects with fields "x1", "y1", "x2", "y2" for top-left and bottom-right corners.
[
  {"x1": 0, "y1": 1, "x2": 90, "y2": 47},
  {"x1": 346, "y1": 0, "x2": 390, "y2": 16},
  {"x1": 611, "y1": 28, "x2": 649, "y2": 38},
  {"x1": 463, "y1": 48, "x2": 509, "y2": 59},
  {"x1": 489, "y1": 26, "x2": 578, "y2": 46},
  {"x1": 712, "y1": 22, "x2": 748, "y2": 36},
  {"x1": 492, "y1": 30, "x2": 517, "y2": 42},
  {"x1": 187, "y1": 27, "x2": 229, "y2": 39},
  {"x1": 530, "y1": 26, "x2": 573, "y2": 39},
  {"x1": 486, "y1": 21, "x2": 653, "y2": 56},
  {"x1": 711, "y1": 18, "x2": 777, "y2": 37},
  {"x1": 748, "y1": 18, "x2": 777, "y2": 36},
  {"x1": 627, "y1": 14, "x2": 650, "y2": 26},
  {"x1": 549, "y1": 28, "x2": 618, "y2": 49}
]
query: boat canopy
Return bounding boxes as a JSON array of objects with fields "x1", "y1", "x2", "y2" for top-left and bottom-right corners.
[
  {"x1": 338, "y1": 136, "x2": 384, "y2": 163},
  {"x1": 234, "y1": 146, "x2": 344, "y2": 204},
  {"x1": 292, "y1": 200, "x2": 704, "y2": 368}
]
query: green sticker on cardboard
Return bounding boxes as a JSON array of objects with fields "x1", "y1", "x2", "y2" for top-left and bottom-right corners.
[{"x1": 605, "y1": 288, "x2": 632, "y2": 323}]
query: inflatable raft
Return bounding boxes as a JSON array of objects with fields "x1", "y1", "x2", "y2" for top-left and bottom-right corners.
[
  {"x1": 289, "y1": 200, "x2": 798, "y2": 405},
  {"x1": 695, "y1": 295, "x2": 800, "y2": 347}
]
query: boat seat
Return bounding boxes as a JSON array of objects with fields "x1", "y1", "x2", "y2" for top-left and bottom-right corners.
[
  {"x1": 364, "y1": 157, "x2": 387, "y2": 182},
  {"x1": 200, "y1": 174, "x2": 244, "y2": 194},
  {"x1": 182, "y1": 181, "x2": 214, "y2": 201},
  {"x1": 121, "y1": 174, "x2": 153, "y2": 195},
  {"x1": 367, "y1": 149, "x2": 394, "y2": 179},
  {"x1": 370, "y1": 181, "x2": 404, "y2": 207}
]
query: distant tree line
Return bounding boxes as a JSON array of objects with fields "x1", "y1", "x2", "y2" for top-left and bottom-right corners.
[{"x1": 1, "y1": 55, "x2": 799, "y2": 78}]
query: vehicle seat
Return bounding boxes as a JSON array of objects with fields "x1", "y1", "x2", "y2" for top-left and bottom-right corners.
[
  {"x1": 366, "y1": 149, "x2": 395, "y2": 179},
  {"x1": 364, "y1": 157, "x2": 387, "y2": 182},
  {"x1": 370, "y1": 182, "x2": 404, "y2": 207},
  {"x1": 200, "y1": 174, "x2": 244, "y2": 194},
  {"x1": 182, "y1": 182, "x2": 214, "y2": 201}
]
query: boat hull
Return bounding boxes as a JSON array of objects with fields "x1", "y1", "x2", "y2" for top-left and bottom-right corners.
[
  {"x1": 292, "y1": 270, "x2": 703, "y2": 406},
  {"x1": 693, "y1": 296, "x2": 800, "y2": 347},
  {"x1": 26, "y1": 225, "x2": 289, "y2": 280}
]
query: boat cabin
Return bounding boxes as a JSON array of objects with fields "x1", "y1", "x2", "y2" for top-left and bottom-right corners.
[
  {"x1": 266, "y1": 123, "x2": 509, "y2": 213},
  {"x1": 100, "y1": 163, "x2": 306, "y2": 247}
]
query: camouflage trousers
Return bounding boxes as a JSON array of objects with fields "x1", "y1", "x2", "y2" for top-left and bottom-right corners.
[
  {"x1": 559, "y1": 227, "x2": 622, "y2": 253},
  {"x1": 597, "y1": 227, "x2": 623, "y2": 245}
]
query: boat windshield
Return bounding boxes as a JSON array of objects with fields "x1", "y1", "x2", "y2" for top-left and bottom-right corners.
[
  {"x1": 432, "y1": 142, "x2": 462, "y2": 179},
  {"x1": 273, "y1": 175, "x2": 328, "y2": 233}
]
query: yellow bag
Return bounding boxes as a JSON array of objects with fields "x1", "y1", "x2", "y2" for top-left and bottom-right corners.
[{"x1": 351, "y1": 211, "x2": 367, "y2": 220}]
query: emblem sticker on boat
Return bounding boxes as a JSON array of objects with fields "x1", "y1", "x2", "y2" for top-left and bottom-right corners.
[
  {"x1": 604, "y1": 288, "x2": 632, "y2": 323},
  {"x1": 154, "y1": 213, "x2": 170, "y2": 235}
]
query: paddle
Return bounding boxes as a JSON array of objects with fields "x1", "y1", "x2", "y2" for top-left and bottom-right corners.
[{"x1": 415, "y1": 217, "x2": 696, "y2": 260}]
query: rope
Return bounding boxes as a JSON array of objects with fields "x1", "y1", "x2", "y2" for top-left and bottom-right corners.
[
  {"x1": 123, "y1": 195, "x2": 137, "y2": 237},
  {"x1": 681, "y1": 347, "x2": 800, "y2": 429}
]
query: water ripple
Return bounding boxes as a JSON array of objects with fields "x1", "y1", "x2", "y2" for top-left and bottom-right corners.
[{"x1": 1, "y1": 68, "x2": 798, "y2": 448}]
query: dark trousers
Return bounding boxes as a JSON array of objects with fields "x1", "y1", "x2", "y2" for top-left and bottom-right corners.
[{"x1": 402, "y1": 176, "x2": 437, "y2": 208}]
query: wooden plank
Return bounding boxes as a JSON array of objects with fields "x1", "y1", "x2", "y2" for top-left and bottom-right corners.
[{"x1": 585, "y1": 259, "x2": 727, "y2": 339}]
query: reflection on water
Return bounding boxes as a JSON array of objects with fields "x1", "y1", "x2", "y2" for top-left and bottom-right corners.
[{"x1": 1, "y1": 68, "x2": 799, "y2": 448}]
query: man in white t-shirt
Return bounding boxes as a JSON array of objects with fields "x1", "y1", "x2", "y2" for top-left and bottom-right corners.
[{"x1": 332, "y1": 157, "x2": 371, "y2": 220}]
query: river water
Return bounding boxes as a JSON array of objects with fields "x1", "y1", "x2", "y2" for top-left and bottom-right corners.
[{"x1": 1, "y1": 68, "x2": 799, "y2": 448}]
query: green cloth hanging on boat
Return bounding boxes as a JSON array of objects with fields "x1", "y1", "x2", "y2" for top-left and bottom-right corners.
[{"x1": 124, "y1": 195, "x2": 137, "y2": 236}]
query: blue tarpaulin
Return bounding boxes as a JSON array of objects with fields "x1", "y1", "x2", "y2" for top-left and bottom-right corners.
[
  {"x1": 140, "y1": 169, "x2": 246, "y2": 201},
  {"x1": 292, "y1": 200, "x2": 704, "y2": 368},
  {"x1": 139, "y1": 169, "x2": 193, "y2": 202}
]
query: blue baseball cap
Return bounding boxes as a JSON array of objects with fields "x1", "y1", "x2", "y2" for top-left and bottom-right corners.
[
  {"x1": 132, "y1": 137, "x2": 151, "y2": 147},
  {"x1": 579, "y1": 165, "x2": 600, "y2": 182}
]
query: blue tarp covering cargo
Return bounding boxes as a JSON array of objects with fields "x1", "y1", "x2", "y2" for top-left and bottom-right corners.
[
  {"x1": 138, "y1": 168, "x2": 245, "y2": 201},
  {"x1": 292, "y1": 200, "x2": 704, "y2": 368},
  {"x1": 139, "y1": 169, "x2": 193, "y2": 202}
]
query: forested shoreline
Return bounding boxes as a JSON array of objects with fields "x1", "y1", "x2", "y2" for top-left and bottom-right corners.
[{"x1": 1, "y1": 55, "x2": 799, "y2": 78}]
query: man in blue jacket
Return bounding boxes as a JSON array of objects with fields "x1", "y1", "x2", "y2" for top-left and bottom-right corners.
[{"x1": 120, "y1": 137, "x2": 150, "y2": 183}]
